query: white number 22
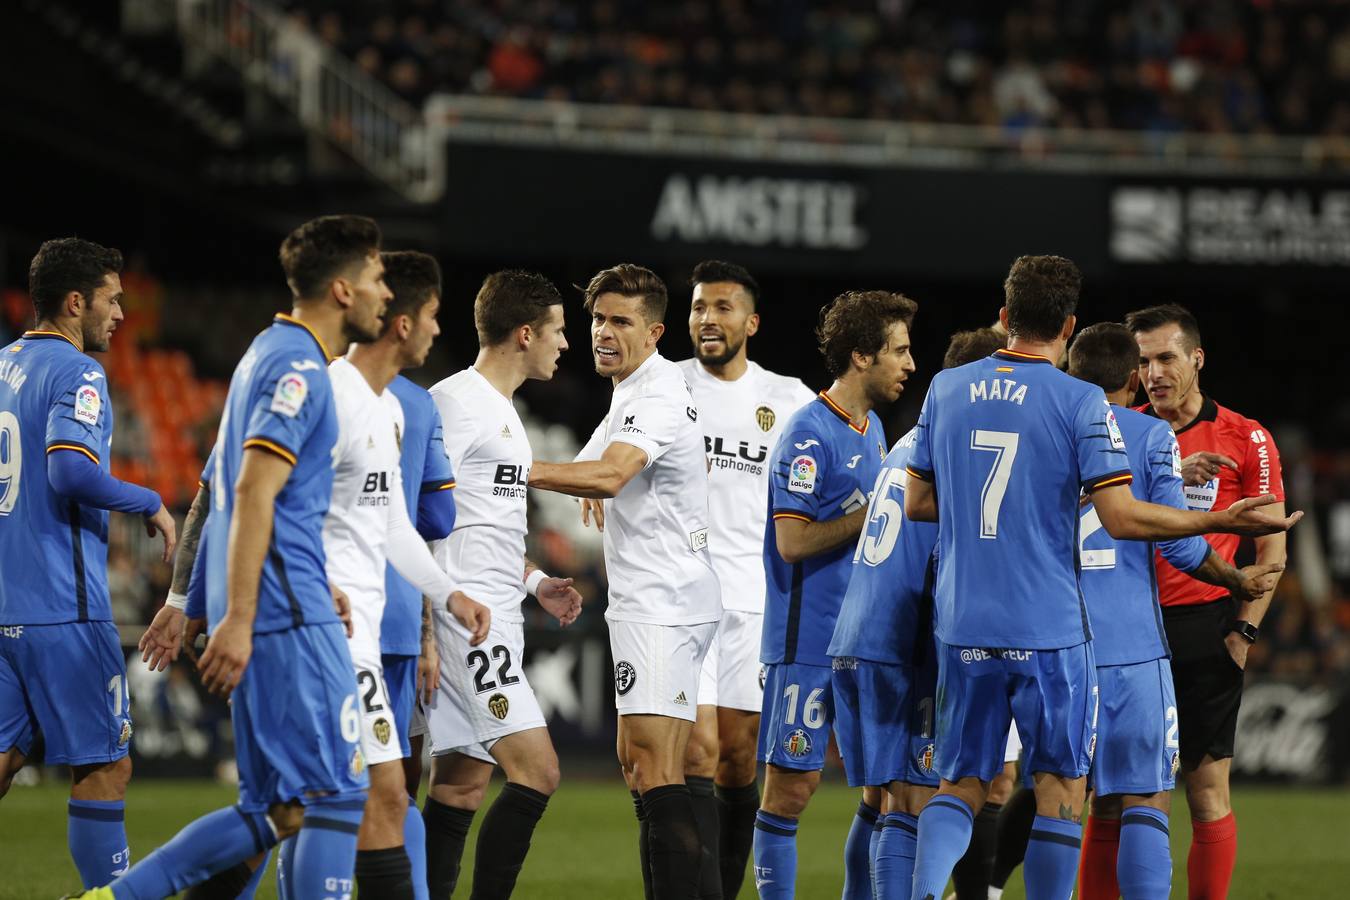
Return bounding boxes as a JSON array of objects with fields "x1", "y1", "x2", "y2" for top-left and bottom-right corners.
[{"x1": 970, "y1": 429, "x2": 1019, "y2": 539}]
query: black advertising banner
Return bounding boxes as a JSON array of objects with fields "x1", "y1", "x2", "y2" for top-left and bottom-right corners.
[{"x1": 1232, "y1": 680, "x2": 1350, "y2": 784}]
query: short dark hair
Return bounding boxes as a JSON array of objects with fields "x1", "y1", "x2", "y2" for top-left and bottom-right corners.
[
  {"x1": 474, "y1": 270, "x2": 563, "y2": 346},
  {"x1": 816, "y1": 291, "x2": 919, "y2": 378},
  {"x1": 1003, "y1": 255, "x2": 1082, "y2": 342},
  {"x1": 1124, "y1": 303, "x2": 1202, "y2": 351},
  {"x1": 28, "y1": 238, "x2": 123, "y2": 321},
  {"x1": 279, "y1": 215, "x2": 382, "y2": 300},
  {"x1": 582, "y1": 263, "x2": 667, "y2": 324},
  {"x1": 690, "y1": 260, "x2": 759, "y2": 309},
  {"x1": 1069, "y1": 322, "x2": 1139, "y2": 392},
  {"x1": 943, "y1": 327, "x2": 1005, "y2": 369},
  {"x1": 380, "y1": 251, "x2": 441, "y2": 334}
]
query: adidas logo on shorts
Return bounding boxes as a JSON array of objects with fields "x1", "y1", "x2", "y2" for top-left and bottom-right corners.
[{"x1": 673, "y1": 691, "x2": 689, "y2": 706}]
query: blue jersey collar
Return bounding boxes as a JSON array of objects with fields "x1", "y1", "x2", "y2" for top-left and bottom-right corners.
[
  {"x1": 817, "y1": 391, "x2": 869, "y2": 435},
  {"x1": 273, "y1": 313, "x2": 334, "y2": 362},
  {"x1": 21, "y1": 330, "x2": 79, "y2": 349}
]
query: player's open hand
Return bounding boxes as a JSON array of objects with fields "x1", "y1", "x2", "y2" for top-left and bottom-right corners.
[
  {"x1": 417, "y1": 639, "x2": 440, "y2": 705},
  {"x1": 1182, "y1": 451, "x2": 1238, "y2": 486},
  {"x1": 198, "y1": 616, "x2": 253, "y2": 698},
  {"x1": 183, "y1": 616, "x2": 207, "y2": 666},
  {"x1": 580, "y1": 497, "x2": 605, "y2": 532},
  {"x1": 537, "y1": 576, "x2": 583, "y2": 627},
  {"x1": 1221, "y1": 494, "x2": 1303, "y2": 536},
  {"x1": 331, "y1": 583, "x2": 353, "y2": 638},
  {"x1": 448, "y1": 591, "x2": 491, "y2": 646},
  {"x1": 146, "y1": 504, "x2": 178, "y2": 564},
  {"x1": 1235, "y1": 561, "x2": 1284, "y2": 600},
  {"x1": 138, "y1": 604, "x2": 185, "y2": 671}
]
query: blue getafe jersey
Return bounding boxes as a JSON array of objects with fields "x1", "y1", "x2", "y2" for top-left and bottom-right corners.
[
  {"x1": 380, "y1": 374, "x2": 456, "y2": 656},
  {"x1": 0, "y1": 331, "x2": 117, "y2": 624},
  {"x1": 1081, "y1": 405, "x2": 1209, "y2": 667},
  {"x1": 203, "y1": 314, "x2": 340, "y2": 633},
  {"x1": 907, "y1": 349, "x2": 1133, "y2": 649},
  {"x1": 828, "y1": 427, "x2": 938, "y2": 665},
  {"x1": 762, "y1": 393, "x2": 887, "y2": 667}
]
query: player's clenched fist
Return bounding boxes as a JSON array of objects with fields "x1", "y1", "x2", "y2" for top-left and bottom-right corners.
[
  {"x1": 448, "y1": 591, "x2": 491, "y2": 645},
  {"x1": 197, "y1": 616, "x2": 253, "y2": 697}
]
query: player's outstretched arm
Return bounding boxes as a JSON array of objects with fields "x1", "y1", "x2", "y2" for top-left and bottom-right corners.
[
  {"x1": 1184, "y1": 550, "x2": 1285, "y2": 601},
  {"x1": 199, "y1": 448, "x2": 290, "y2": 697},
  {"x1": 139, "y1": 483, "x2": 211, "y2": 671},
  {"x1": 526, "y1": 560, "x2": 583, "y2": 626},
  {"x1": 528, "y1": 442, "x2": 648, "y2": 499},
  {"x1": 1092, "y1": 484, "x2": 1302, "y2": 542},
  {"x1": 47, "y1": 447, "x2": 176, "y2": 561},
  {"x1": 774, "y1": 509, "x2": 868, "y2": 564}
]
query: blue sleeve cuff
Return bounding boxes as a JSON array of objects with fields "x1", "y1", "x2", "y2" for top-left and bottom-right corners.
[
  {"x1": 47, "y1": 447, "x2": 161, "y2": 516},
  {"x1": 415, "y1": 487, "x2": 456, "y2": 541},
  {"x1": 1159, "y1": 535, "x2": 1212, "y2": 575}
]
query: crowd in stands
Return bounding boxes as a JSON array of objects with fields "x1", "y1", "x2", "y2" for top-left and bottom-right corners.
[{"x1": 283, "y1": 0, "x2": 1350, "y2": 138}]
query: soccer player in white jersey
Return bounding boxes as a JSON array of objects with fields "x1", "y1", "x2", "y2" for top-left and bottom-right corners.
[
  {"x1": 316, "y1": 338, "x2": 491, "y2": 900},
  {"x1": 677, "y1": 260, "x2": 813, "y2": 900},
  {"x1": 420, "y1": 270, "x2": 581, "y2": 900},
  {"x1": 529, "y1": 264, "x2": 722, "y2": 900}
]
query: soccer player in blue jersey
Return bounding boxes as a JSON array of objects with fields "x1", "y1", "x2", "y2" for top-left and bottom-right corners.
[
  {"x1": 752, "y1": 291, "x2": 916, "y2": 900},
  {"x1": 72, "y1": 215, "x2": 393, "y2": 900},
  {"x1": 1067, "y1": 323, "x2": 1282, "y2": 900},
  {"x1": 902, "y1": 255, "x2": 1300, "y2": 900},
  {"x1": 0, "y1": 238, "x2": 176, "y2": 889}
]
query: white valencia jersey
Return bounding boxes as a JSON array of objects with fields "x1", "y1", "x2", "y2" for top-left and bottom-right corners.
[
  {"x1": 679, "y1": 359, "x2": 813, "y2": 614},
  {"x1": 429, "y1": 367, "x2": 531, "y2": 623},
  {"x1": 324, "y1": 359, "x2": 454, "y2": 655},
  {"x1": 579, "y1": 353, "x2": 722, "y2": 626}
]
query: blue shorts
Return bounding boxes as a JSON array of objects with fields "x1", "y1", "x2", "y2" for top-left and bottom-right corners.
[
  {"x1": 0, "y1": 622, "x2": 131, "y2": 765},
  {"x1": 233, "y1": 623, "x2": 369, "y2": 811},
  {"x1": 935, "y1": 642, "x2": 1097, "y2": 784},
  {"x1": 381, "y1": 652, "x2": 417, "y2": 759},
  {"x1": 758, "y1": 662, "x2": 834, "y2": 772},
  {"x1": 1091, "y1": 658, "x2": 1179, "y2": 796},
  {"x1": 831, "y1": 656, "x2": 939, "y2": 788}
]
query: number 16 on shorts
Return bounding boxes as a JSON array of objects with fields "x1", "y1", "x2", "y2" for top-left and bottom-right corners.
[{"x1": 758, "y1": 662, "x2": 833, "y2": 771}]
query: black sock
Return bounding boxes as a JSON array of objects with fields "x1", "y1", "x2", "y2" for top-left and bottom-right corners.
[
  {"x1": 469, "y1": 782, "x2": 550, "y2": 900},
  {"x1": 643, "y1": 784, "x2": 702, "y2": 900},
  {"x1": 951, "y1": 801, "x2": 1002, "y2": 900},
  {"x1": 633, "y1": 790, "x2": 655, "y2": 900},
  {"x1": 714, "y1": 780, "x2": 758, "y2": 900},
  {"x1": 356, "y1": 846, "x2": 414, "y2": 900},
  {"x1": 184, "y1": 860, "x2": 255, "y2": 898},
  {"x1": 423, "y1": 797, "x2": 476, "y2": 899},
  {"x1": 990, "y1": 787, "x2": 1037, "y2": 889},
  {"x1": 686, "y1": 776, "x2": 722, "y2": 900}
]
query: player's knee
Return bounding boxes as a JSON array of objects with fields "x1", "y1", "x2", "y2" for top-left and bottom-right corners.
[
  {"x1": 761, "y1": 772, "x2": 815, "y2": 818},
  {"x1": 71, "y1": 756, "x2": 132, "y2": 800},
  {"x1": 0, "y1": 749, "x2": 24, "y2": 797},
  {"x1": 1183, "y1": 774, "x2": 1230, "y2": 819},
  {"x1": 521, "y1": 756, "x2": 561, "y2": 796},
  {"x1": 988, "y1": 768, "x2": 1016, "y2": 805},
  {"x1": 268, "y1": 801, "x2": 306, "y2": 839},
  {"x1": 369, "y1": 778, "x2": 409, "y2": 825},
  {"x1": 683, "y1": 732, "x2": 717, "y2": 776},
  {"x1": 430, "y1": 779, "x2": 488, "y2": 812},
  {"x1": 716, "y1": 744, "x2": 757, "y2": 787}
]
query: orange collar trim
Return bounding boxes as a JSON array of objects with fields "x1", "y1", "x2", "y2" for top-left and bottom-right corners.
[
  {"x1": 994, "y1": 348, "x2": 1053, "y2": 365},
  {"x1": 274, "y1": 313, "x2": 334, "y2": 362},
  {"x1": 818, "y1": 391, "x2": 869, "y2": 435},
  {"x1": 22, "y1": 330, "x2": 79, "y2": 349}
]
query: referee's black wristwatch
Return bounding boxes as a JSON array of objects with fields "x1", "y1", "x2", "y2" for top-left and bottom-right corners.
[{"x1": 1230, "y1": 620, "x2": 1259, "y2": 644}]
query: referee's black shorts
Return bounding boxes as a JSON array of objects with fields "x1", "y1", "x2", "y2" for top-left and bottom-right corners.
[{"x1": 1162, "y1": 596, "x2": 1245, "y2": 769}]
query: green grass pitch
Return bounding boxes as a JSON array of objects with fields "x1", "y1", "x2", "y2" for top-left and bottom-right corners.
[{"x1": 2, "y1": 777, "x2": 1347, "y2": 898}]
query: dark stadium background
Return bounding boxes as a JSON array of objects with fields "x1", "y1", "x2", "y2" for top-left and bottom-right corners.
[{"x1": 2, "y1": 1, "x2": 1349, "y2": 895}]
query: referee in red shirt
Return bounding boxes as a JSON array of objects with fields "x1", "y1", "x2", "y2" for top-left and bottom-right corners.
[{"x1": 1125, "y1": 304, "x2": 1286, "y2": 900}]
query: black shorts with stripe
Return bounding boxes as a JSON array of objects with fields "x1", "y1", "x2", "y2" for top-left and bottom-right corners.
[{"x1": 1161, "y1": 597, "x2": 1245, "y2": 769}]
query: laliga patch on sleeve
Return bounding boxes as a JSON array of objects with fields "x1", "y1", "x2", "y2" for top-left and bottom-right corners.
[
  {"x1": 270, "y1": 372, "x2": 308, "y2": 418},
  {"x1": 74, "y1": 384, "x2": 101, "y2": 425},
  {"x1": 1105, "y1": 405, "x2": 1125, "y2": 449},
  {"x1": 788, "y1": 454, "x2": 818, "y2": 493},
  {"x1": 1170, "y1": 439, "x2": 1183, "y2": 479}
]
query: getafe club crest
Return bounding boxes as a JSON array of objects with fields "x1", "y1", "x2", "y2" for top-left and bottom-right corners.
[
  {"x1": 917, "y1": 743, "x2": 935, "y2": 773},
  {"x1": 755, "y1": 405, "x2": 776, "y2": 432},
  {"x1": 488, "y1": 693, "x2": 510, "y2": 720},
  {"x1": 373, "y1": 717, "x2": 392, "y2": 745},
  {"x1": 783, "y1": 728, "x2": 812, "y2": 758},
  {"x1": 117, "y1": 720, "x2": 132, "y2": 747}
]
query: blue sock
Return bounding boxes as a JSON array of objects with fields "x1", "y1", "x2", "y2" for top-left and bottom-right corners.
[
  {"x1": 752, "y1": 810, "x2": 798, "y2": 899},
  {"x1": 404, "y1": 801, "x2": 429, "y2": 900},
  {"x1": 911, "y1": 795, "x2": 974, "y2": 900},
  {"x1": 1024, "y1": 815, "x2": 1082, "y2": 899},
  {"x1": 289, "y1": 794, "x2": 367, "y2": 900},
  {"x1": 869, "y1": 815, "x2": 884, "y2": 898},
  {"x1": 108, "y1": 806, "x2": 275, "y2": 900},
  {"x1": 237, "y1": 847, "x2": 272, "y2": 899},
  {"x1": 68, "y1": 798, "x2": 130, "y2": 888},
  {"x1": 844, "y1": 801, "x2": 880, "y2": 899},
  {"x1": 275, "y1": 836, "x2": 298, "y2": 900},
  {"x1": 1119, "y1": 807, "x2": 1171, "y2": 899},
  {"x1": 874, "y1": 812, "x2": 918, "y2": 900}
]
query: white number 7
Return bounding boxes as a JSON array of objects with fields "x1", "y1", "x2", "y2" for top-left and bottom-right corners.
[{"x1": 970, "y1": 430, "x2": 1019, "y2": 539}]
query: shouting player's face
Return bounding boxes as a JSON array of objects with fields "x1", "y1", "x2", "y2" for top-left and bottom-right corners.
[
  {"x1": 526, "y1": 304, "x2": 569, "y2": 381},
  {"x1": 591, "y1": 292, "x2": 662, "y2": 381},
  {"x1": 1136, "y1": 323, "x2": 1202, "y2": 416},
  {"x1": 689, "y1": 282, "x2": 758, "y2": 368},
  {"x1": 79, "y1": 273, "x2": 124, "y2": 353},
  {"x1": 863, "y1": 319, "x2": 916, "y2": 405},
  {"x1": 402, "y1": 295, "x2": 441, "y2": 368},
  {"x1": 343, "y1": 252, "x2": 393, "y2": 344}
]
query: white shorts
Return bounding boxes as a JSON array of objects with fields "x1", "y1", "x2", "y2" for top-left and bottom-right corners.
[
  {"x1": 609, "y1": 619, "x2": 718, "y2": 723},
  {"x1": 697, "y1": 610, "x2": 764, "y2": 712},
  {"x1": 1005, "y1": 721, "x2": 1022, "y2": 764},
  {"x1": 350, "y1": 646, "x2": 403, "y2": 768},
  {"x1": 425, "y1": 616, "x2": 545, "y2": 764}
]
